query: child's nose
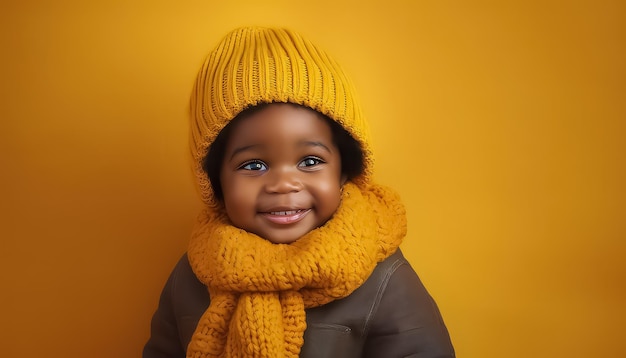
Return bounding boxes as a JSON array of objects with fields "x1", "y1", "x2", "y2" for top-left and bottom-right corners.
[{"x1": 264, "y1": 167, "x2": 303, "y2": 194}]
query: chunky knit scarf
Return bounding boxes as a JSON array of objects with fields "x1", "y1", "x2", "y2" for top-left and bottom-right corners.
[{"x1": 186, "y1": 182, "x2": 406, "y2": 357}]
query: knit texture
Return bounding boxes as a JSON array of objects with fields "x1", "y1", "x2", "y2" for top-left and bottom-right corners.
[
  {"x1": 189, "y1": 26, "x2": 373, "y2": 206},
  {"x1": 187, "y1": 182, "x2": 406, "y2": 357}
]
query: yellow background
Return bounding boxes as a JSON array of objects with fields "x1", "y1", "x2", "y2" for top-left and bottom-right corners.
[{"x1": 2, "y1": 0, "x2": 624, "y2": 357}]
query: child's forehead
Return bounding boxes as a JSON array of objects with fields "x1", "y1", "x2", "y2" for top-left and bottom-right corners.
[
  {"x1": 227, "y1": 103, "x2": 331, "y2": 134},
  {"x1": 229, "y1": 104, "x2": 330, "y2": 138}
]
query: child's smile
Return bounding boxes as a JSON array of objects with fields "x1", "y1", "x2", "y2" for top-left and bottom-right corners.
[
  {"x1": 261, "y1": 208, "x2": 311, "y2": 225},
  {"x1": 219, "y1": 103, "x2": 345, "y2": 244}
]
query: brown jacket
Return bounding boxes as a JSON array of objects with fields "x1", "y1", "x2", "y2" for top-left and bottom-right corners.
[{"x1": 143, "y1": 249, "x2": 455, "y2": 357}]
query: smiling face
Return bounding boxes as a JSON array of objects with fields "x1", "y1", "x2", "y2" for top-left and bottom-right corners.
[{"x1": 219, "y1": 103, "x2": 344, "y2": 244}]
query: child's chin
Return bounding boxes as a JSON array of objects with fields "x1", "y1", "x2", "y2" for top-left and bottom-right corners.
[{"x1": 258, "y1": 228, "x2": 310, "y2": 245}]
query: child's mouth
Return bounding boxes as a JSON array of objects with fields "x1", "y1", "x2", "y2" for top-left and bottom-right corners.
[{"x1": 262, "y1": 209, "x2": 310, "y2": 225}]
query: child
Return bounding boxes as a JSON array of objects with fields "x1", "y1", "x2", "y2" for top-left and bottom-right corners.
[{"x1": 144, "y1": 27, "x2": 455, "y2": 358}]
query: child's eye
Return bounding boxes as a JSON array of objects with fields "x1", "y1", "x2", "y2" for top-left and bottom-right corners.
[
  {"x1": 298, "y1": 157, "x2": 324, "y2": 168},
  {"x1": 239, "y1": 160, "x2": 267, "y2": 171}
]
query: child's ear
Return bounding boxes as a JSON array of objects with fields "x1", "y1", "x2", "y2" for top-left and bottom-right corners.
[{"x1": 340, "y1": 174, "x2": 348, "y2": 186}]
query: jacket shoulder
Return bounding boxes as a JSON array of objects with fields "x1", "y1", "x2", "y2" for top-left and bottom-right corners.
[
  {"x1": 143, "y1": 254, "x2": 210, "y2": 358},
  {"x1": 364, "y1": 251, "x2": 456, "y2": 357},
  {"x1": 303, "y1": 249, "x2": 455, "y2": 358}
]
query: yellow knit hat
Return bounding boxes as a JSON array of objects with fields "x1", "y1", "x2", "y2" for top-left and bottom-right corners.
[{"x1": 189, "y1": 26, "x2": 373, "y2": 205}]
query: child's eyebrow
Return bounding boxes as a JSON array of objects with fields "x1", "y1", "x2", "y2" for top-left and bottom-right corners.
[
  {"x1": 230, "y1": 141, "x2": 332, "y2": 160},
  {"x1": 299, "y1": 141, "x2": 332, "y2": 153},
  {"x1": 230, "y1": 144, "x2": 263, "y2": 160}
]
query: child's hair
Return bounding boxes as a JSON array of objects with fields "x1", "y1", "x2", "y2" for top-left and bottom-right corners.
[{"x1": 203, "y1": 102, "x2": 365, "y2": 201}]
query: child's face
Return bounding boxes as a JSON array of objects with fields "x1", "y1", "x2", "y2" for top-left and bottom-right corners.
[{"x1": 219, "y1": 103, "x2": 344, "y2": 244}]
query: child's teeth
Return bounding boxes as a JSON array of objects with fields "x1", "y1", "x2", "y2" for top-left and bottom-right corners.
[{"x1": 271, "y1": 210, "x2": 298, "y2": 215}]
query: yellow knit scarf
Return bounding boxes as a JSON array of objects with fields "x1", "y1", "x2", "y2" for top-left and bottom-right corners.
[{"x1": 186, "y1": 182, "x2": 406, "y2": 357}]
